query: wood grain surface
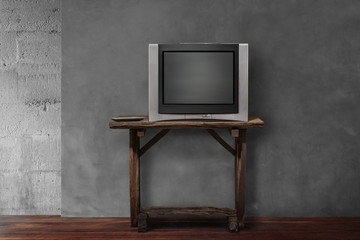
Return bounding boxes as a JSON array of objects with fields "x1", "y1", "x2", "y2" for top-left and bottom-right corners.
[
  {"x1": 129, "y1": 130, "x2": 140, "y2": 227},
  {"x1": 109, "y1": 116, "x2": 264, "y2": 129},
  {"x1": 140, "y1": 206, "x2": 237, "y2": 217},
  {"x1": 0, "y1": 216, "x2": 359, "y2": 239},
  {"x1": 235, "y1": 129, "x2": 247, "y2": 229}
]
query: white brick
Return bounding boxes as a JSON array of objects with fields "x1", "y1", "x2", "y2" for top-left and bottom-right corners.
[
  {"x1": 0, "y1": 99, "x2": 61, "y2": 137},
  {"x1": 24, "y1": 100, "x2": 60, "y2": 135},
  {"x1": 0, "y1": 70, "x2": 20, "y2": 104},
  {"x1": 19, "y1": 134, "x2": 61, "y2": 171},
  {"x1": 17, "y1": 73, "x2": 61, "y2": 102},
  {"x1": 17, "y1": 32, "x2": 61, "y2": 64},
  {"x1": 0, "y1": 137, "x2": 22, "y2": 171},
  {"x1": 20, "y1": 135, "x2": 33, "y2": 170},
  {"x1": 32, "y1": 184, "x2": 60, "y2": 214},
  {"x1": 0, "y1": 0, "x2": 61, "y2": 32},
  {"x1": 0, "y1": 134, "x2": 60, "y2": 172},
  {"x1": 32, "y1": 134, "x2": 61, "y2": 171},
  {"x1": 31, "y1": 171, "x2": 61, "y2": 214},
  {"x1": 0, "y1": 0, "x2": 61, "y2": 215},
  {"x1": 0, "y1": 32, "x2": 17, "y2": 69},
  {"x1": 0, "y1": 135, "x2": 60, "y2": 172},
  {"x1": 0, "y1": 172, "x2": 22, "y2": 214},
  {"x1": 0, "y1": 103, "x2": 26, "y2": 137},
  {"x1": 17, "y1": 62, "x2": 61, "y2": 76},
  {"x1": 0, "y1": 170, "x2": 61, "y2": 214}
]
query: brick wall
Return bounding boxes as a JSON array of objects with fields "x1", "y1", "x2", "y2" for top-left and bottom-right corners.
[{"x1": 0, "y1": 0, "x2": 61, "y2": 214}]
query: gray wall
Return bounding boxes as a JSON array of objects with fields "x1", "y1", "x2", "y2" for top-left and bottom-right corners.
[
  {"x1": 62, "y1": 0, "x2": 360, "y2": 217},
  {"x1": 0, "y1": 0, "x2": 61, "y2": 214}
]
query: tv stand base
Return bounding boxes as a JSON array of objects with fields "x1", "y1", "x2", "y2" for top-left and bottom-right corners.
[{"x1": 109, "y1": 116, "x2": 264, "y2": 232}]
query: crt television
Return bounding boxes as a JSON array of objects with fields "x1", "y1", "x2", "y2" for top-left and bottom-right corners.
[{"x1": 149, "y1": 43, "x2": 248, "y2": 122}]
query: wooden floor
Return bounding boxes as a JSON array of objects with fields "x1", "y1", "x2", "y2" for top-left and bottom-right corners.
[{"x1": 0, "y1": 216, "x2": 359, "y2": 240}]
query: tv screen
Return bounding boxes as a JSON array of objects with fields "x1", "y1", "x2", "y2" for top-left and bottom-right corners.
[
  {"x1": 163, "y1": 52, "x2": 234, "y2": 105},
  {"x1": 159, "y1": 44, "x2": 239, "y2": 114}
]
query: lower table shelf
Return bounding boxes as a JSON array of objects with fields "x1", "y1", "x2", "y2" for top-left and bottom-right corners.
[{"x1": 138, "y1": 206, "x2": 239, "y2": 232}]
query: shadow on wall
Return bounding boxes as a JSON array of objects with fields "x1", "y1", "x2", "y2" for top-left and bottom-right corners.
[{"x1": 247, "y1": 46, "x2": 269, "y2": 216}]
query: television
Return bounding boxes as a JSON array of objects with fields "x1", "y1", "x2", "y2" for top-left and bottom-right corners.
[{"x1": 149, "y1": 43, "x2": 248, "y2": 122}]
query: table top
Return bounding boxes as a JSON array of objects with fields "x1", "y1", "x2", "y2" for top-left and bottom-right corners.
[{"x1": 109, "y1": 116, "x2": 264, "y2": 129}]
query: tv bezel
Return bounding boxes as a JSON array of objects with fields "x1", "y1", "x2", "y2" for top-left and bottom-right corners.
[
  {"x1": 158, "y1": 44, "x2": 239, "y2": 114},
  {"x1": 148, "y1": 43, "x2": 248, "y2": 122}
]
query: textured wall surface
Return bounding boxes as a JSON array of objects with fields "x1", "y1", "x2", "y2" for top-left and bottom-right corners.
[
  {"x1": 62, "y1": 0, "x2": 360, "y2": 217},
  {"x1": 0, "y1": 0, "x2": 61, "y2": 214}
]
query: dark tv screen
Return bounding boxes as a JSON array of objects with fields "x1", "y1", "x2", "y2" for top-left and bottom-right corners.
[
  {"x1": 163, "y1": 52, "x2": 234, "y2": 105},
  {"x1": 158, "y1": 44, "x2": 239, "y2": 114}
]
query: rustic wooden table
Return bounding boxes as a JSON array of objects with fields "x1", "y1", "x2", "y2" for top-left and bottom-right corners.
[{"x1": 109, "y1": 116, "x2": 264, "y2": 232}]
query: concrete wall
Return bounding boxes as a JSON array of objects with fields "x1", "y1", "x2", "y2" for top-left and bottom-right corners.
[
  {"x1": 0, "y1": 0, "x2": 61, "y2": 214},
  {"x1": 62, "y1": 0, "x2": 360, "y2": 217}
]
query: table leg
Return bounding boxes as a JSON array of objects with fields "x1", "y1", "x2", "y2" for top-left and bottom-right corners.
[
  {"x1": 129, "y1": 129, "x2": 140, "y2": 227},
  {"x1": 138, "y1": 212, "x2": 148, "y2": 232},
  {"x1": 227, "y1": 216, "x2": 239, "y2": 232},
  {"x1": 235, "y1": 129, "x2": 247, "y2": 229}
]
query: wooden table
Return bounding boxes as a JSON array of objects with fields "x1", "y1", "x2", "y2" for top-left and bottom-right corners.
[{"x1": 109, "y1": 116, "x2": 264, "y2": 232}]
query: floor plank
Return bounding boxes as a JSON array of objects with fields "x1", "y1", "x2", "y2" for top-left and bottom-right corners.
[{"x1": 0, "y1": 216, "x2": 359, "y2": 240}]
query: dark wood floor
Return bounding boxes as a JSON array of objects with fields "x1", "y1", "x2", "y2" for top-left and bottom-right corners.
[{"x1": 0, "y1": 216, "x2": 359, "y2": 240}]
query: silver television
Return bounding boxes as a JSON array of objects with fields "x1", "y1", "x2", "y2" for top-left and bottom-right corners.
[{"x1": 149, "y1": 43, "x2": 248, "y2": 122}]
